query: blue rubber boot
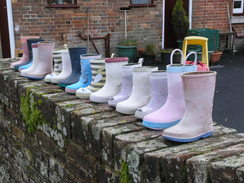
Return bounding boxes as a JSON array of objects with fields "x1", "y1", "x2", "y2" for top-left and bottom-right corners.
[
  {"x1": 58, "y1": 47, "x2": 87, "y2": 87},
  {"x1": 65, "y1": 54, "x2": 102, "y2": 94},
  {"x1": 18, "y1": 39, "x2": 44, "y2": 71}
]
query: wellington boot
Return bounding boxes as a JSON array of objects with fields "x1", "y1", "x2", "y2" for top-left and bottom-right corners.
[
  {"x1": 65, "y1": 54, "x2": 102, "y2": 94},
  {"x1": 108, "y1": 63, "x2": 142, "y2": 107},
  {"x1": 76, "y1": 58, "x2": 106, "y2": 99},
  {"x1": 58, "y1": 47, "x2": 87, "y2": 87},
  {"x1": 162, "y1": 71, "x2": 217, "y2": 142},
  {"x1": 20, "y1": 43, "x2": 39, "y2": 77},
  {"x1": 51, "y1": 50, "x2": 71, "y2": 84},
  {"x1": 116, "y1": 66, "x2": 158, "y2": 114},
  {"x1": 135, "y1": 71, "x2": 168, "y2": 119},
  {"x1": 90, "y1": 57, "x2": 128, "y2": 103},
  {"x1": 143, "y1": 49, "x2": 197, "y2": 130},
  {"x1": 44, "y1": 50, "x2": 64, "y2": 83},
  {"x1": 19, "y1": 38, "x2": 44, "y2": 71},
  {"x1": 24, "y1": 41, "x2": 55, "y2": 80},
  {"x1": 10, "y1": 36, "x2": 39, "y2": 70}
]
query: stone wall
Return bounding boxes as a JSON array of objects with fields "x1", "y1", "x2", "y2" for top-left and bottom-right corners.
[{"x1": 0, "y1": 59, "x2": 244, "y2": 183}]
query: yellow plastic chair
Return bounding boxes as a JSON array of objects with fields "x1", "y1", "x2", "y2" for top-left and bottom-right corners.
[{"x1": 182, "y1": 36, "x2": 209, "y2": 69}]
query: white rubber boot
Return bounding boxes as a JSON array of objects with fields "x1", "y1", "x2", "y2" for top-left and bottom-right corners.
[
  {"x1": 108, "y1": 62, "x2": 142, "y2": 107},
  {"x1": 135, "y1": 70, "x2": 168, "y2": 119},
  {"x1": 44, "y1": 50, "x2": 64, "y2": 82},
  {"x1": 24, "y1": 41, "x2": 55, "y2": 79},
  {"x1": 51, "y1": 50, "x2": 72, "y2": 84},
  {"x1": 20, "y1": 43, "x2": 39, "y2": 77},
  {"x1": 90, "y1": 57, "x2": 128, "y2": 103},
  {"x1": 116, "y1": 66, "x2": 158, "y2": 114},
  {"x1": 162, "y1": 71, "x2": 217, "y2": 142}
]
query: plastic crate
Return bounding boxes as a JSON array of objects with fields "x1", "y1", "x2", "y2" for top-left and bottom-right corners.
[{"x1": 188, "y1": 28, "x2": 220, "y2": 51}]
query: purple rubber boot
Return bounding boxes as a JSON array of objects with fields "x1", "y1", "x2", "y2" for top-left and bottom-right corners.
[
  {"x1": 135, "y1": 71, "x2": 168, "y2": 119},
  {"x1": 108, "y1": 63, "x2": 142, "y2": 107}
]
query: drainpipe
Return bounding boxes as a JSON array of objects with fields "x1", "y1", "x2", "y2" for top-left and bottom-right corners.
[
  {"x1": 189, "y1": 0, "x2": 193, "y2": 29},
  {"x1": 162, "y1": 0, "x2": 165, "y2": 49},
  {"x1": 6, "y1": 0, "x2": 15, "y2": 58}
]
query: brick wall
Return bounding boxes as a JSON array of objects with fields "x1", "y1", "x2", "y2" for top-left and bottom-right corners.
[
  {"x1": 192, "y1": 0, "x2": 232, "y2": 32},
  {"x1": 12, "y1": 0, "x2": 163, "y2": 55}
]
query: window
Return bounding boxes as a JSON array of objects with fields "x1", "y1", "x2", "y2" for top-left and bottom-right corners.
[
  {"x1": 47, "y1": 0, "x2": 79, "y2": 8},
  {"x1": 130, "y1": 0, "x2": 155, "y2": 7},
  {"x1": 233, "y1": 0, "x2": 244, "y2": 14}
]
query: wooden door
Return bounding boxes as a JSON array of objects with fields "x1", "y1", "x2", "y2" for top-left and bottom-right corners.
[
  {"x1": 165, "y1": 0, "x2": 189, "y2": 48},
  {"x1": 0, "y1": 0, "x2": 11, "y2": 58}
]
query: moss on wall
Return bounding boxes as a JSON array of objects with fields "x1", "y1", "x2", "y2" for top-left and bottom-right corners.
[
  {"x1": 119, "y1": 161, "x2": 132, "y2": 183},
  {"x1": 20, "y1": 89, "x2": 47, "y2": 133}
]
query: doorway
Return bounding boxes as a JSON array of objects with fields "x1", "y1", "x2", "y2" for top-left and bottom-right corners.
[
  {"x1": 0, "y1": 0, "x2": 11, "y2": 58},
  {"x1": 164, "y1": 0, "x2": 189, "y2": 48}
]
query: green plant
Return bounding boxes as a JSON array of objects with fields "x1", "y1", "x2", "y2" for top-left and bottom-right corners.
[
  {"x1": 119, "y1": 161, "x2": 132, "y2": 183},
  {"x1": 20, "y1": 88, "x2": 48, "y2": 133},
  {"x1": 171, "y1": 0, "x2": 189, "y2": 40},
  {"x1": 160, "y1": 48, "x2": 174, "y2": 54},
  {"x1": 144, "y1": 43, "x2": 157, "y2": 55},
  {"x1": 119, "y1": 40, "x2": 137, "y2": 47}
]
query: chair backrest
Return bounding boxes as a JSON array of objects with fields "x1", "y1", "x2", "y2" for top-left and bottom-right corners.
[{"x1": 182, "y1": 36, "x2": 209, "y2": 66}]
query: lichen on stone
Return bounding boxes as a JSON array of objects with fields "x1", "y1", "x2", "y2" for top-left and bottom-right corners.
[
  {"x1": 20, "y1": 88, "x2": 47, "y2": 133},
  {"x1": 119, "y1": 161, "x2": 133, "y2": 183}
]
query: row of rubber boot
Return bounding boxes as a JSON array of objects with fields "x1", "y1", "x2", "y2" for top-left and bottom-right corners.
[
  {"x1": 10, "y1": 36, "x2": 110, "y2": 98},
  {"x1": 90, "y1": 50, "x2": 217, "y2": 143},
  {"x1": 10, "y1": 37, "x2": 217, "y2": 143}
]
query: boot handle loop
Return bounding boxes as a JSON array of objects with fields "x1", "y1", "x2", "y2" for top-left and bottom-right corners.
[
  {"x1": 184, "y1": 51, "x2": 197, "y2": 66},
  {"x1": 170, "y1": 49, "x2": 183, "y2": 65}
]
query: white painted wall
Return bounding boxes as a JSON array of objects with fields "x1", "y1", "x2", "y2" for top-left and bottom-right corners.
[{"x1": 6, "y1": 0, "x2": 15, "y2": 58}]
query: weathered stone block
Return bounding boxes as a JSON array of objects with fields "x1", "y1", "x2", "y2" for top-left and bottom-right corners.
[{"x1": 209, "y1": 153, "x2": 244, "y2": 183}]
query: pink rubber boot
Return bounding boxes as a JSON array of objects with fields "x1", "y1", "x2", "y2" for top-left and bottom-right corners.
[
  {"x1": 135, "y1": 71, "x2": 168, "y2": 119},
  {"x1": 162, "y1": 71, "x2": 217, "y2": 142},
  {"x1": 116, "y1": 66, "x2": 158, "y2": 114},
  {"x1": 10, "y1": 36, "x2": 39, "y2": 70},
  {"x1": 143, "y1": 49, "x2": 197, "y2": 130},
  {"x1": 24, "y1": 41, "x2": 55, "y2": 80},
  {"x1": 108, "y1": 63, "x2": 142, "y2": 107}
]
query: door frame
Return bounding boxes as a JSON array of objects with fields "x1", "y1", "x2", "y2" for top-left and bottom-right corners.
[
  {"x1": 162, "y1": 0, "x2": 192, "y2": 49},
  {"x1": 6, "y1": 0, "x2": 15, "y2": 58}
]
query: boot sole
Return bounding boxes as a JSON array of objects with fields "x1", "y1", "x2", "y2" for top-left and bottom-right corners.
[
  {"x1": 25, "y1": 76, "x2": 45, "y2": 80},
  {"x1": 162, "y1": 131, "x2": 213, "y2": 142},
  {"x1": 143, "y1": 120, "x2": 180, "y2": 130},
  {"x1": 65, "y1": 88, "x2": 78, "y2": 94}
]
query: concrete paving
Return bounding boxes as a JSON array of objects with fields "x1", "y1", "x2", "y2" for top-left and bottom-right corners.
[{"x1": 211, "y1": 52, "x2": 244, "y2": 133}]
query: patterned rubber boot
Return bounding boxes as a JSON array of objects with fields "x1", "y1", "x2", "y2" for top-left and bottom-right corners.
[
  {"x1": 76, "y1": 58, "x2": 106, "y2": 99},
  {"x1": 44, "y1": 50, "x2": 64, "y2": 83}
]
